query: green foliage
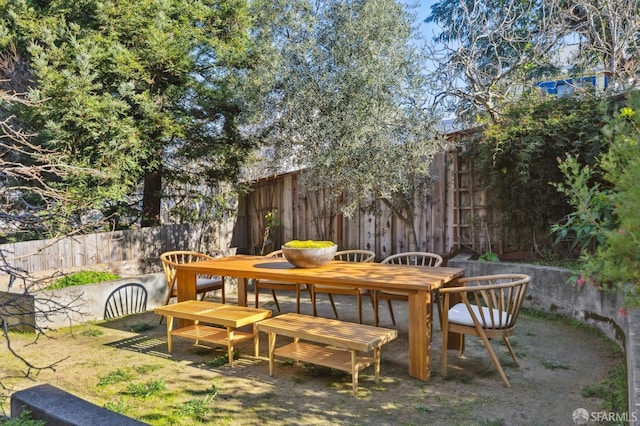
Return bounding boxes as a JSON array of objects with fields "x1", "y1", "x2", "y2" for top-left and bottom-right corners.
[
  {"x1": 560, "y1": 91, "x2": 640, "y2": 306},
  {"x1": 129, "y1": 322, "x2": 154, "y2": 333},
  {"x1": 550, "y1": 158, "x2": 615, "y2": 253},
  {"x1": 103, "y1": 398, "x2": 129, "y2": 415},
  {"x1": 247, "y1": 0, "x2": 444, "y2": 249},
  {"x1": 133, "y1": 364, "x2": 162, "y2": 375},
  {"x1": 80, "y1": 327, "x2": 104, "y2": 337},
  {"x1": 427, "y1": 0, "x2": 556, "y2": 122},
  {"x1": 174, "y1": 385, "x2": 218, "y2": 421},
  {"x1": 0, "y1": 0, "x2": 255, "y2": 233},
  {"x1": 542, "y1": 359, "x2": 571, "y2": 370},
  {"x1": 97, "y1": 368, "x2": 135, "y2": 387},
  {"x1": 474, "y1": 92, "x2": 609, "y2": 248},
  {"x1": 47, "y1": 271, "x2": 120, "y2": 289},
  {"x1": 0, "y1": 410, "x2": 45, "y2": 426},
  {"x1": 478, "y1": 252, "x2": 500, "y2": 262},
  {"x1": 581, "y1": 363, "x2": 628, "y2": 415},
  {"x1": 283, "y1": 240, "x2": 335, "y2": 248},
  {"x1": 125, "y1": 379, "x2": 166, "y2": 398}
]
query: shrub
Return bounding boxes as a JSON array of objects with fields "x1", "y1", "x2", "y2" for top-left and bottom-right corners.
[
  {"x1": 555, "y1": 90, "x2": 640, "y2": 307},
  {"x1": 47, "y1": 271, "x2": 120, "y2": 289},
  {"x1": 472, "y1": 92, "x2": 610, "y2": 250}
]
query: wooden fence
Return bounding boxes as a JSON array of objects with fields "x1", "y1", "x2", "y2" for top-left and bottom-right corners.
[
  {"x1": 233, "y1": 161, "x2": 452, "y2": 260},
  {"x1": 0, "y1": 223, "x2": 234, "y2": 275},
  {"x1": 233, "y1": 132, "x2": 524, "y2": 261},
  {"x1": 1, "y1": 127, "x2": 524, "y2": 274}
]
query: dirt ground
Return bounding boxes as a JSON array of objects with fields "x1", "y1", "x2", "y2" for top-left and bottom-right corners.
[{"x1": 0, "y1": 290, "x2": 625, "y2": 426}]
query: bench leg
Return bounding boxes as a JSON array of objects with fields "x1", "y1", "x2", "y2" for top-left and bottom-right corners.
[
  {"x1": 350, "y1": 350, "x2": 358, "y2": 397},
  {"x1": 268, "y1": 332, "x2": 276, "y2": 376},
  {"x1": 253, "y1": 323, "x2": 260, "y2": 358},
  {"x1": 293, "y1": 337, "x2": 301, "y2": 366},
  {"x1": 374, "y1": 347, "x2": 381, "y2": 383},
  {"x1": 166, "y1": 315, "x2": 174, "y2": 352},
  {"x1": 226, "y1": 327, "x2": 234, "y2": 367}
]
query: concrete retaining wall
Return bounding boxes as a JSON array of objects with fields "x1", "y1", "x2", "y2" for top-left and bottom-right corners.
[
  {"x1": 448, "y1": 253, "x2": 639, "y2": 425},
  {"x1": 1, "y1": 273, "x2": 167, "y2": 330},
  {"x1": 1, "y1": 254, "x2": 237, "y2": 330}
]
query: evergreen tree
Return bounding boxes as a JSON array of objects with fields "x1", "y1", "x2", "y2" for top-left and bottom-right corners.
[{"x1": 0, "y1": 0, "x2": 255, "y2": 233}]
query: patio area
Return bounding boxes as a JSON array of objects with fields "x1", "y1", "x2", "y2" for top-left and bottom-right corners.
[{"x1": 2, "y1": 286, "x2": 624, "y2": 425}]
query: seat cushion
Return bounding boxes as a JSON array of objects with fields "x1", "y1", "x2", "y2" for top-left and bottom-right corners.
[
  {"x1": 448, "y1": 303, "x2": 511, "y2": 328},
  {"x1": 172, "y1": 277, "x2": 222, "y2": 293},
  {"x1": 196, "y1": 277, "x2": 223, "y2": 290}
]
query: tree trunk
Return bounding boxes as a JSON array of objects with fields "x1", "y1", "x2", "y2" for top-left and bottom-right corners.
[{"x1": 141, "y1": 166, "x2": 162, "y2": 227}]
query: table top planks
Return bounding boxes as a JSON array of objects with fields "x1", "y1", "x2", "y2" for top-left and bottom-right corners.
[{"x1": 174, "y1": 255, "x2": 465, "y2": 292}]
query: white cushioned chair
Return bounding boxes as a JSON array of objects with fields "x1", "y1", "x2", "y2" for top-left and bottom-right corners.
[{"x1": 439, "y1": 274, "x2": 531, "y2": 387}]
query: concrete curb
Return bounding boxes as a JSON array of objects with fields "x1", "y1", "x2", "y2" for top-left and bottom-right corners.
[{"x1": 11, "y1": 383, "x2": 147, "y2": 425}]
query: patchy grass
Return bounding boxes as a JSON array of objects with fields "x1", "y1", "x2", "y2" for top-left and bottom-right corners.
[
  {"x1": 582, "y1": 363, "x2": 628, "y2": 415},
  {"x1": 1, "y1": 409, "x2": 45, "y2": 425},
  {"x1": 97, "y1": 369, "x2": 136, "y2": 387},
  {"x1": 103, "y1": 398, "x2": 129, "y2": 414},
  {"x1": 129, "y1": 322, "x2": 154, "y2": 333},
  {"x1": 133, "y1": 364, "x2": 162, "y2": 374},
  {"x1": 80, "y1": 327, "x2": 104, "y2": 337},
  {"x1": 173, "y1": 385, "x2": 218, "y2": 422},
  {"x1": 125, "y1": 380, "x2": 166, "y2": 398},
  {"x1": 542, "y1": 360, "x2": 572, "y2": 370}
]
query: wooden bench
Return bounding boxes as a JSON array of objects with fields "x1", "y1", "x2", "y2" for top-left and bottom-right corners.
[
  {"x1": 256, "y1": 313, "x2": 397, "y2": 396},
  {"x1": 155, "y1": 300, "x2": 271, "y2": 367}
]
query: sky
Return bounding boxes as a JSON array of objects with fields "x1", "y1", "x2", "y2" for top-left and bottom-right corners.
[{"x1": 408, "y1": 0, "x2": 439, "y2": 40}]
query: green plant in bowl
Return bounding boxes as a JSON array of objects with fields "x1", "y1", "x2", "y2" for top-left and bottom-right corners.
[
  {"x1": 283, "y1": 240, "x2": 336, "y2": 249},
  {"x1": 281, "y1": 240, "x2": 337, "y2": 268}
]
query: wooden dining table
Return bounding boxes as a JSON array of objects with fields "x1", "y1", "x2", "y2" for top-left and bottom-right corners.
[{"x1": 174, "y1": 254, "x2": 465, "y2": 381}]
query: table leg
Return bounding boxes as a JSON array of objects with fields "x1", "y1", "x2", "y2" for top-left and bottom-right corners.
[
  {"x1": 443, "y1": 278, "x2": 464, "y2": 351},
  {"x1": 176, "y1": 269, "x2": 197, "y2": 328},
  {"x1": 407, "y1": 290, "x2": 431, "y2": 381},
  {"x1": 237, "y1": 277, "x2": 248, "y2": 307}
]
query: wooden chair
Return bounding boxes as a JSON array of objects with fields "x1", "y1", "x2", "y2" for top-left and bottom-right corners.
[
  {"x1": 255, "y1": 250, "x2": 310, "y2": 313},
  {"x1": 159, "y1": 251, "x2": 225, "y2": 323},
  {"x1": 104, "y1": 282, "x2": 148, "y2": 320},
  {"x1": 311, "y1": 249, "x2": 376, "y2": 324},
  {"x1": 373, "y1": 252, "x2": 443, "y2": 326},
  {"x1": 439, "y1": 274, "x2": 531, "y2": 387}
]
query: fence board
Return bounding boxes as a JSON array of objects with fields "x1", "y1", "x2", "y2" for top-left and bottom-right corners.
[
  {"x1": 236, "y1": 140, "x2": 523, "y2": 260},
  {"x1": 0, "y1": 224, "x2": 231, "y2": 276},
  {"x1": 1, "y1": 138, "x2": 526, "y2": 275}
]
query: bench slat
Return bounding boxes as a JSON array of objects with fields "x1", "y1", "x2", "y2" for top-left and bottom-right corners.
[
  {"x1": 256, "y1": 313, "x2": 397, "y2": 352},
  {"x1": 274, "y1": 342, "x2": 375, "y2": 373},
  {"x1": 172, "y1": 324, "x2": 254, "y2": 346}
]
